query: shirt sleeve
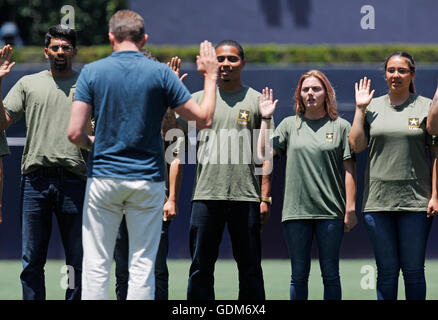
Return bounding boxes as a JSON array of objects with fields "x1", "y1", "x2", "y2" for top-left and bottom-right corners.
[
  {"x1": 272, "y1": 117, "x2": 290, "y2": 157},
  {"x1": 74, "y1": 65, "x2": 93, "y2": 105},
  {"x1": 163, "y1": 67, "x2": 191, "y2": 109},
  {"x1": 342, "y1": 120, "x2": 353, "y2": 160},
  {"x1": 3, "y1": 80, "x2": 25, "y2": 123}
]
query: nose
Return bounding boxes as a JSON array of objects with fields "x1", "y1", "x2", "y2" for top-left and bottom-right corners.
[
  {"x1": 221, "y1": 58, "x2": 231, "y2": 66},
  {"x1": 56, "y1": 47, "x2": 66, "y2": 55},
  {"x1": 393, "y1": 70, "x2": 401, "y2": 77}
]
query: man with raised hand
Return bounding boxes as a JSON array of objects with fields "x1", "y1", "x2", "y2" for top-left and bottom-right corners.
[
  {"x1": 113, "y1": 53, "x2": 186, "y2": 301},
  {"x1": 187, "y1": 40, "x2": 272, "y2": 300},
  {"x1": 0, "y1": 26, "x2": 86, "y2": 300},
  {"x1": 68, "y1": 9, "x2": 218, "y2": 300}
]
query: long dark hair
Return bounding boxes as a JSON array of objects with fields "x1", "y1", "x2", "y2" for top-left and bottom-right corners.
[{"x1": 384, "y1": 51, "x2": 416, "y2": 94}]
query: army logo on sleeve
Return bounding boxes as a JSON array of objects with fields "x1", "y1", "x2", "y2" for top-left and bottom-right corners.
[
  {"x1": 326, "y1": 132, "x2": 334, "y2": 142},
  {"x1": 408, "y1": 117, "x2": 420, "y2": 131},
  {"x1": 237, "y1": 109, "x2": 251, "y2": 126}
]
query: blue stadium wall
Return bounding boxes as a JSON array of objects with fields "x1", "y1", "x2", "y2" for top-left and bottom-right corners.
[
  {"x1": 131, "y1": 0, "x2": 438, "y2": 45},
  {"x1": 1, "y1": 63, "x2": 438, "y2": 260}
]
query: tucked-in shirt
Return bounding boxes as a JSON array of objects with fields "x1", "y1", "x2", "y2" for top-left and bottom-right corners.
[
  {"x1": 362, "y1": 93, "x2": 435, "y2": 212},
  {"x1": 74, "y1": 51, "x2": 191, "y2": 181},
  {"x1": 273, "y1": 115, "x2": 352, "y2": 221},
  {"x1": 191, "y1": 86, "x2": 273, "y2": 202},
  {"x1": 3, "y1": 70, "x2": 87, "y2": 177}
]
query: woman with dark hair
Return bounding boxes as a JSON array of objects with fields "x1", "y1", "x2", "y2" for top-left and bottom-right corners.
[
  {"x1": 258, "y1": 70, "x2": 357, "y2": 300},
  {"x1": 349, "y1": 51, "x2": 438, "y2": 300}
]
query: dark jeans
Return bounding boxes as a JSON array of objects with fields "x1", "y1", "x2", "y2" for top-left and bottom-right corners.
[
  {"x1": 187, "y1": 200, "x2": 265, "y2": 300},
  {"x1": 114, "y1": 216, "x2": 170, "y2": 300},
  {"x1": 20, "y1": 169, "x2": 85, "y2": 300},
  {"x1": 282, "y1": 219, "x2": 344, "y2": 300},
  {"x1": 364, "y1": 211, "x2": 433, "y2": 300}
]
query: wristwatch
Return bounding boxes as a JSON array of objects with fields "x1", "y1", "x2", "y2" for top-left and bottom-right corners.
[{"x1": 260, "y1": 196, "x2": 272, "y2": 205}]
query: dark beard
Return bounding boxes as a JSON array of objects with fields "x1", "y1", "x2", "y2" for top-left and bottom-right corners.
[{"x1": 52, "y1": 59, "x2": 67, "y2": 71}]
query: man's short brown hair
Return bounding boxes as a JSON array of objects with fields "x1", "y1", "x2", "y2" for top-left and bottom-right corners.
[{"x1": 109, "y1": 10, "x2": 145, "y2": 43}]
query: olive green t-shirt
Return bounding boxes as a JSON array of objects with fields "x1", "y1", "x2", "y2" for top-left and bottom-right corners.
[
  {"x1": 3, "y1": 70, "x2": 87, "y2": 177},
  {"x1": 0, "y1": 131, "x2": 10, "y2": 157},
  {"x1": 273, "y1": 115, "x2": 352, "y2": 221},
  {"x1": 191, "y1": 86, "x2": 271, "y2": 202},
  {"x1": 362, "y1": 94, "x2": 435, "y2": 212}
]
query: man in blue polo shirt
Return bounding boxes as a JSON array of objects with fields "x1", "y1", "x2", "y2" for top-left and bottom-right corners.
[{"x1": 68, "y1": 9, "x2": 218, "y2": 300}]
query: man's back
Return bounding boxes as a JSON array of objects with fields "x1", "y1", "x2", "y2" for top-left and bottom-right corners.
[{"x1": 75, "y1": 51, "x2": 191, "y2": 181}]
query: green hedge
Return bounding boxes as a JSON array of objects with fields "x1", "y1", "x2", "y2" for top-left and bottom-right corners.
[{"x1": 10, "y1": 44, "x2": 438, "y2": 64}]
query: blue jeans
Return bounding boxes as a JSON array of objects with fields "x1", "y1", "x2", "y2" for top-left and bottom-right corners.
[
  {"x1": 187, "y1": 200, "x2": 265, "y2": 300},
  {"x1": 114, "y1": 216, "x2": 170, "y2": 300},
  {"x1": 364, "y1": 211, "x2": 433, "y2": 300},
  {"x1": 20, "y1": 170, "x2": 85, "y2": 300},
  {"x1": 282, "y1": 219, "x2": 344, "y2": 300}
]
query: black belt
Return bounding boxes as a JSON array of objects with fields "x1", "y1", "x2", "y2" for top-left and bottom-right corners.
[{"x1": 28, "y1": 167, "x2": 79, "y2": 178}]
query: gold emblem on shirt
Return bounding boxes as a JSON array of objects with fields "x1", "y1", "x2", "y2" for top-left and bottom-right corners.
[
  {"x1": 408, "y1": 117, "x2": 420, "y2": 130},
  {"x1": 326, "y1": 132, "x2": 334, "y2": 142},
  {"x1": 237, "y1": 109, "x2": 251, "y2": 126}
]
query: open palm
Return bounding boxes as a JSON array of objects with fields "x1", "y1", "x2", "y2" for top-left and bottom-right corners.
[
  {"x1": 0, "y1": 45, "x2": 15, "y2": 79},
  {"x1": 355, "y1": 77, "x2": 375, "y2": 110},
  {"x1": 259, "y1": 87, "x2": 278, "y2": 118}
]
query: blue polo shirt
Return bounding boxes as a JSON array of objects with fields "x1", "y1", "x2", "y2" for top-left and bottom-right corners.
[{"x1": 74, "y1": 51, "x2": 191, "y2": 181}]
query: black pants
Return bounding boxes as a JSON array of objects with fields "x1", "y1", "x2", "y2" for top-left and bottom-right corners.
[{"x1": 187, "y1": 200, "x2": 265, "y2": 300}]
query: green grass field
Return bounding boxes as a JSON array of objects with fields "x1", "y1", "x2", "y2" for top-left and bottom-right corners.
[{"x1": 1, "y1": 259, "x2": 438, "y2": 300}]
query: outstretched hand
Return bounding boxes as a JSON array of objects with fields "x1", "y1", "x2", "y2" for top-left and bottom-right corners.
[
  {"x1": 167, "y1": 56, "x2": 188, "y2": 82},
  {"x1": 196, "y1": 41, "x2": 218, "y2": 80},
  {"x1": 0, "y1": 45, "x2": 15, "y2": 79},
  {"x1": 355, "y1": 77, "x2": 375, "y2": 111},
  {"x1": 258, "y1": 87, "x2": 278, "y2": 118}
]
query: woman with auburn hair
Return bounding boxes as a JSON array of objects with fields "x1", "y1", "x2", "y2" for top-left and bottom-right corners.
[
  {"x1": 257, "y1": 70, "x2": 357, "y2": 300},
  {"x1": 349, "y1": 51, "x2": 438, "y2": 300}
]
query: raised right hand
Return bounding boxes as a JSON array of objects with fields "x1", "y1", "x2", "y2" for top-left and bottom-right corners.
[
  {"x1": 355, "y1": 77, "x2": 375, "y2": 111},
  {"x1": 258, "y1": 87, "x2": 278, "y2": 118},
  {"x1": 0, "y1": 45, "x2": 16, "y2": 79},
  {"x1": 196, "y1": 41, "x2": 218, "y2": 80}
]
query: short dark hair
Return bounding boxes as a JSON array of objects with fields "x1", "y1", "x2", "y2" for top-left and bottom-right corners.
[
  {"x1": 215, "y1": 39, "x2": 245, "y2": 60},
  {"x1": 44, "y1": 25, "x2": 77, "y2": 48},
  {"x1": 109, "y1": 10, "x2": 145, "y2": 43}
]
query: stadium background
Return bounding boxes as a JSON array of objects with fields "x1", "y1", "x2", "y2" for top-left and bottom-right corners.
[{"x1": 0, "y1": 0, "x2": 438, "y2": 263}]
